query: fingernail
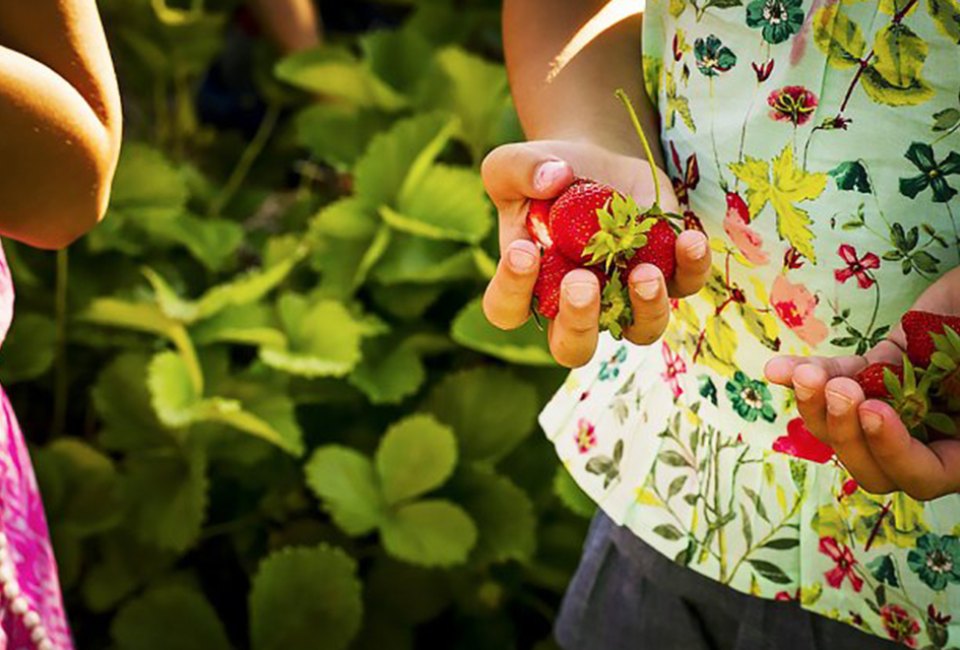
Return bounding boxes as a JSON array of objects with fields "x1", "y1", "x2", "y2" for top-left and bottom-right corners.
[
  {"x1": 508, "y1": 247, "x2": 537, "y2": 273},
  {"x1": 794, "y1": 382, "x2": 816, "y2": 401},
  {"x1": 535, "y1": 161, "x2": 568, "y2": 192},
  {"x1": 634, "y1": 279, "x2": 660, "y2": 301},
  {"x1": 861, "y1": 410, "x2": 883, "y2": 435},
  {"x1": 565, "y1": 282, "x2": 596, "y2": 308},
  {"x1": 685, "y1": 237, "x2": 708, "y2": 261},
  {"x1": 826, "y1": 390, "x2": 852, "y2": 416}
]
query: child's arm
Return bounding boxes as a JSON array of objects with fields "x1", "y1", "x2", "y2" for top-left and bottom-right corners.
[
  {"x1": 247, "y1": 0, "x2": 322, "y2": 55},
  {"x1": 0, "y1": 0, "x2": 121, "y2": 250},
  {"x1": 766, "y1": 267, "x2": 960, "y2": 500},
  {"x1": 482, "y1": 0, "x2": 711, "y2": 368}
]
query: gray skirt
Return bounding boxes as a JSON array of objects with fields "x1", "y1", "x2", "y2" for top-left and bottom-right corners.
[{"x1": 555, "y1": 514, "x2": 901, "y2": 650}]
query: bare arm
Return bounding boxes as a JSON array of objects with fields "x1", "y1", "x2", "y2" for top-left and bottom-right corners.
[
  {"x1": 247, "y1": 0, "x2": 322, "y2": 55},
  {"x1": 504, "y1": 0, "x2": 662, "y2": 165},
  {"x1": 0, "y1": 0, "x2": 122, "y2": 250}
]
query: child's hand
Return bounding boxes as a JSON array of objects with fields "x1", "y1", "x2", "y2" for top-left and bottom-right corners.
[
  {"x1": 480, "y1": 140, "x2": 711, "y2": 368},
  {"x1": 765, "y1": 267, "x2": 960, "y2": 500}
]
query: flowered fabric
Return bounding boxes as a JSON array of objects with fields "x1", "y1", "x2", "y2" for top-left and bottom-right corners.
[
  {"x1": 0, "y1": 244, "x2": 73, "y2": 650},
  {"x1": 540, "y1": 0, "x2": 960, "y2": 646}
]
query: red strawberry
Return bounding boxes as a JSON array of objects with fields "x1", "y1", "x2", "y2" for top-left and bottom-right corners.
[
  {"x1": 622, "y1": 218, "x2": 679, "y2": 283},
  {"x1": 532, "y1": 248, "x2": 606, "y2": 319},
  {"x1": 855, "y1": 363, "x2": 904, "y2": 400},
  {"x1": 902, "y1": 311, "x2": 960, "y2": 368},
  {"x1": 549, "y1": 181, "x2": 615, "y2": 263},
  {"x1": 526, "y1": 199, "x2": 554, "y2": 249}
]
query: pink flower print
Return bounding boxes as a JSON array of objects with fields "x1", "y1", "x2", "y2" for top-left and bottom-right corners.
[
  {"x1": 835, "y1": 244, "x2": 880, "y2": 289},
  {"x1": 767, "y1": 86, "x2": 818, "y2": 126},
  {"x1": 770, "y1": 274, "x2": 828, "y2": 346},
  {"x1": 819, "y1": 536, "x2": 864, "y2": 592},
  {"x1": 880, "y1": 604, "x2": 921, "y2": 647},
  {"x1": 773, "y1": 417, "x2": 834, "y2": 463},
  {"x1": 660, "y1": 342, "x2": 687, "y2": 399},
  {"x1": 723, "y1": 192, "x2": 770, "y2": 265},
  {"x1": 575, "y1": 419, "x2": 597, "y2": 454}
]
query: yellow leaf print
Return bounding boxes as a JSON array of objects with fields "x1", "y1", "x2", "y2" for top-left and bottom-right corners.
[
  {"x1": 729, "y1": 146, "x2": 826, "y2": 263},
  {"x1": 636, "y1": 486, "x2": 664, "y2": 507},
  {"x1": 665, "y1": 69, "x2": 696, "y2": 133},
  {"x1": 700, "y1": 316, "x2": 738, "y2": 376}
]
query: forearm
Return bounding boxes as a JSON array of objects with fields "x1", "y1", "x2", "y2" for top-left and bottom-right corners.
[
  {"x1": 248, "y1": 0, "x2": 322, "y2": 55},
  {"x1": 503, "y1": 0, "x2": 662, "y2": 165}
]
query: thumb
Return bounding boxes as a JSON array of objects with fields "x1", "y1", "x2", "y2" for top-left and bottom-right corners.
[{"x1": 481, "y1": 143, "x2": 575, "y2": 209}]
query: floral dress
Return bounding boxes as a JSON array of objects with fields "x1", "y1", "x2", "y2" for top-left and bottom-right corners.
[
  {"x1": 540, "y1": 0, "x2": 960, "y2": 646},
  {"x1": 0, "y1": 244, "x2": 72, "y2": 650}
]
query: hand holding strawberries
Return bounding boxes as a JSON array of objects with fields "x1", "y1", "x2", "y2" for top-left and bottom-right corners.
[
  {"x1": 481, "y1": 139, "x2": 711, "y2": 368},
  {"x1": 765, "y1": 266, "x2": 960, "y2": 501}
]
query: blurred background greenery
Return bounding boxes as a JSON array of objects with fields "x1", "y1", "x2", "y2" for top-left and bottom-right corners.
[{"x1": 0, "y1": 1, "x2": 598, "y2": 648}]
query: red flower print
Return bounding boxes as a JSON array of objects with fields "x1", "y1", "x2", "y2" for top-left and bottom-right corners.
[
  {"x1": 834, "y1": 244, "x2": 880, "y2": 289},
  {"x1": 773, "y1": 417, "x2": 834, "y2": 463},
  {"x1": 842, "y1": 479, "x2": 858, "y2": 497},
  {"x1": 880, "y1": 604, "x2": 921, "y2": 647},
  {"x1": 770, "y1": 275, "x2": 828, "y2": 346},
  {"x1": 661, "y1": 342, "x2": 688, "y2": 400},
  {"x1": 774, "y1": 588, "x2": 800, "y2": 601},
  {"x1": 724, "y1": 192, "x2": 770, "y2": 265},
  {"x1": 752, "y1": 59, "x2": 775, "y2": 82},
  {"x1": 767, "y1": 86, "x2": 818, "y2": 126},
  {"x1": 928, "y1": 604, "x2": 952, "y2": 626},
  {"x1": 819, "y1": 536, "x2": 864, "y2": 592},
  {"x1": 669, "y1": 143, "x2": 700, "y2": 207},
  {"x1": 683, "y1": 209, "x2": 706, "y2": 233},
  {"x1": 575, "y1": 418, "x2": 597, "y2": 454},
  {"x1": 783, "y1": 246, "x2": 804, "y2": 270}
]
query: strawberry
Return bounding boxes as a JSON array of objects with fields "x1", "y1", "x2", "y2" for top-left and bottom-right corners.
[
  {"x1": 549, "y1": 181, "x2": 616, "y2": 263},
  {"x1": 526, "y1": 199, "x2": 554, "y2": 250},
  {"x1": 532, "y1": 248, "x2": 606, "y2": 319},
  {"x1": 622, "y1": 218, "x2": 679, "y2": 283},
  {"x1": 902, "y1": 310, "x2": 960, "y2": 368},
  {"x1": 855, "y1": 363, "x2": 904, "y2": 400}
]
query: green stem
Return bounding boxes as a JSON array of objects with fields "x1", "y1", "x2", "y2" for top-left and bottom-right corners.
[
  {"x1": 209, "y1": 103, "x2": 282, "y2": 217},
  {"x1": 616, "y1": 89, "x2": 661, "y2": 207},
  {"x1": 52, "y1": 248, "x2": 69, "y2": 437}
]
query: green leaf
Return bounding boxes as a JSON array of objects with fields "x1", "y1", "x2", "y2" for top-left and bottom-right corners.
[
  {"x1": 190, "y1": 303, "x2": 285, "y2": 348},
  {"x1": 250, "y1": 545, "x2": 363, "y2": 650},
  {"x1": 653, "y1": 524, "x2": 684, "y2": 541},
  {"x1": 553, "y1": 467, "x2": 596, "y2": 518},
  {"x1": 141, "y1": 212, "x2": 244, "y2": 272},
  {"x1": 275, "y1": 45, "x2": 407, "y2": 111},
  {"x1": 861, "y1": 24, "x2": 934, "y2": 107},
  {"x1": 928, "y1": 0, "x2": 960, "y2": 44},
  {"x1": 81, "y1": 532, "x2": 176, "y2": 613},
  {"x1": 107, "y1": 142, "x2": 189, "y2": 215},
  {"x1": 148, "y1": 351, "x2": 202, "y2": 427},
  {"x1": 454, "y1": 468, "x2": 536, "y2": 565},
  {"x1": 451, "y1": 299, "x2": 556, "y2": 366},
  {"x1": 372, "y1": 235, "x2": 481, "y2": 285},
  {"x1": 376, "y1": 414, "x2": 457, "y2": 505},
  {"x1": 380, "y1": 500, "x2": 477, "y2": 567},
  {"x1": 934, "y1": 107, "x2": 960, "y2": 132},
  {"x1": 386, "y1": 165, "x2": 492, "y2": 243},
  {"x1": 424, "y1": 367, "x2": 538, "y2": 462},
  {"x1": 355, "y1": 113, "x2": 454, "y2": 207},
  {"x1": 829, "y1": 161, "x2": 872, "y2": 193},
  {"x1": 361, "y1": 28, "x2": 435, "y2": 95},
  {"x1": 305, "y1": 446, "x2": 385, "y2": 536},
  {"x1": 813, "y1": 5, "x2": 867, "y2": 69},
  {"x1": 762, "y1": 537, "x2": 801, "y2": 550},
  {"x1": 125, "y1": 445, "x2": 208, "y2": 552},
  {"x1": 295, "y1": 104, "x2": 391, "y2": 169},
  {"x1": 349, "y1": 339, "x2": 427, "y2": 405},
  {"x1": 143, "y1": 247, "x2": 305, "y2": 325},
  {"x1": 93, "y1": 354, "x2": 174, "y2": 452},
  {"x1": 0, "y1": 312, "x2": 55, "y2": 383},
  {"x1": 260, "y1": 295, "x2": 364, "y2": 378},
  {"x1": 748, "y1": 558, "x2": 792, "y2": 584},
  {"x1": 36, "y1": 439, "x2": 123, "y2": 537},
  {"x1": 658, "y1": 450, "x2": 691, "y2": 467},
  {"x1": 112, "y1": 585, "x2": 232, "y2": 650}
]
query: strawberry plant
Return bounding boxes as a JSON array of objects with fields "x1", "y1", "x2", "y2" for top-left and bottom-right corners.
[{"x1": 0, "y1": 1, "x2": 594, "y2": 648}]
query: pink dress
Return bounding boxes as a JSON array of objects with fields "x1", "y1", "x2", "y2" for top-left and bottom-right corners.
[{"x1": 0, "y1": 243, "x2": 72, "y2": 650}]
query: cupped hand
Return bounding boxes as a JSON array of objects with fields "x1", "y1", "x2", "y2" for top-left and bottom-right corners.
[
  {"x1": 765, "y1": 266, "x2": 960, "y2": 500},
  {"x1": 480, "y1": 140, "x2": 711, "y2": 368}
]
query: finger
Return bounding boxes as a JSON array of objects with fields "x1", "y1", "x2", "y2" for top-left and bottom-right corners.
[
  {"x1": 765, "y1": 355, "x2": 869, "y2": 387},
  {"x1": 549, "y1": 269, "x2": 601, "y2": 368},
  {"x1": 623, "y1": 264, "x2": 670, "y2": 346},
  {"x1": 669, "y1": 230, "x2": 711, "y2": 298},
  {"x1": 823, "y1": 378, "x2": 895, "y2": 493},
  {"x1": 861, "y1": 402, "x2": 960, "y2": 500},
  {"x1": 481, "y1": 144, "x2": 575, "y2": 209},
  {"x1": 792, "y1": 363, "x2": 831, "y2": 439},
  {"x1": 864, "y1": 338, "x2": 907, "y2": 366},
  {"x1": 483, "y1": 240, "x2": 541, "y2": 330}
]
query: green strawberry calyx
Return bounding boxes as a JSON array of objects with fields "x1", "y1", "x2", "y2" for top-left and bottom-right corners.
[
  {"x1": 583, "y1": 193, "x2": 655, "y2": 271},
  {"x1": 883, "y1": 354, "x2": 957, "y2": 441}
]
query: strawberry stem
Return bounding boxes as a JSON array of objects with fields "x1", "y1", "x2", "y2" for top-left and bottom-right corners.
[{"x1": 615, "y1": 89, "x2": 661, "y2": 208}]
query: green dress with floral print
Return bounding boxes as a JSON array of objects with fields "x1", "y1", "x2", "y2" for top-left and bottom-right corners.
[{"x1": 540, "y1": 0, "x2": 960, "y2": 646}]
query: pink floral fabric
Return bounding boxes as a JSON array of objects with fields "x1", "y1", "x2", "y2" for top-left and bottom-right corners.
[{"x1": 0, "y1": 243, "x2": 73, "y2": 650}]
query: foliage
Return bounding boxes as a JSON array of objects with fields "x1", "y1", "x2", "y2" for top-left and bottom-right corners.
[{"x1": 4, "y1": 1, "x2": 596, "y2": 648}]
